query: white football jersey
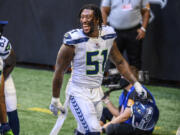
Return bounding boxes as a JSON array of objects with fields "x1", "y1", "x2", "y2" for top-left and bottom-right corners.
[
  {"x1": 63, "y1": 26, "x2": 116, "y2": 88},
  {"x1": 0, "y1": 36, "x2": 12, "y2": 60}
]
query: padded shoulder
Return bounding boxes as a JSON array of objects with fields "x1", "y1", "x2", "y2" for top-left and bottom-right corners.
[
  {"x1": 0, "y1": 36, "x2": 12, "y2": 59},
  {"x1": 63, "y1": 29, "x2": 89, "y2": 45},
  {"x1": 101, "y1": 25, "x2": 117, "y2": 40}
]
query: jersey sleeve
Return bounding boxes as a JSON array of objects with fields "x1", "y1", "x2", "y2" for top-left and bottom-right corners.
[
  {"x1": 101, "y1": 25, "x2": 117, "y2": 40},
  {"x1": 63, "y1": 29, "x2": 89, "y2": 46},
  {"x1": 0, "y1": 36, "x2": 12, "y2": 60}
]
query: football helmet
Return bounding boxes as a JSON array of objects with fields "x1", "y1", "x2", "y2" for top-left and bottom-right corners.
[{"x1": 131, "y1": 101, "x2": 159, "y2": 131}]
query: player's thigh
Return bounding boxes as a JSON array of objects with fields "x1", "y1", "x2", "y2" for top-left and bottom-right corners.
[
  {"x1": 69, "y1": 95, "x2": 101, "y2": 133},
  {"x1": 4, "y1": 75, "x2": 17, "y2": 112}
]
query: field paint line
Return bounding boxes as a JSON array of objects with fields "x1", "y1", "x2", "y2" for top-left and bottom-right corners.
[
  {"x1": 154, "y1": 126, "x2": 161, "y2": 130},
  {"x1": 27, "y1": 107, "x2": 52, "y2": 114},
  {"x1": 24, "y1": 107, "x2": 179, "y2": 134}
]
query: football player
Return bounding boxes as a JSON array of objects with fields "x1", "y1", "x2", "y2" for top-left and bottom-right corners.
[
  {"x1": 50, "y1": 4, "x2": 147, "y2": 135},
  {"x1": 0, "y1": 21, "x2": 19, "y2": 135}
]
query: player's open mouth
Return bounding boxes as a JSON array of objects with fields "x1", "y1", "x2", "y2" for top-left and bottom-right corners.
[{"x1": 83, "y1": 25, "x2": 90, "y2": 32}]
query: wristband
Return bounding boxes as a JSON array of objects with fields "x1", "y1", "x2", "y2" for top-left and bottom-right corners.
[
  {"x1": 51, "y1": 97, "x2": 60, "y2": 103},
  {"x1": 140, "y1": 26, "x2": 146, "y2": 32}
]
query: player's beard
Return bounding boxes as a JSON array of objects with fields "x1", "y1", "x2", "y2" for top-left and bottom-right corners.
[{"x1": 82, "y1": 21, "x2": 97, "y2": 36}]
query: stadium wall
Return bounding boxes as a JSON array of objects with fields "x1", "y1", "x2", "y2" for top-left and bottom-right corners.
[{"x1": 0, "y1": 0, "x2": 179, "y2": 81}]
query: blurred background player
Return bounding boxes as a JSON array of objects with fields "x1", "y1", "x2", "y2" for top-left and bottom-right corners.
[
  {"x1": 0, "y1": 57, "x2": 14, "y2": 135},
  {"x1": 101, "y1": 85, "x2": 159, "y2": 135},
  {"x1": 0, "y1": 21, "x2": 20, "y2": 135},
  {"x1": 49, "y1": 4, "x2": 147, "y2": 135},
  {"x1": 101, "y1": 0, "x2": 150, "y2": 81}
]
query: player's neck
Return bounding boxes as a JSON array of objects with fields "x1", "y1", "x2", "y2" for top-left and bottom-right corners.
[{"x1": 87, "y1": 26, "x2": 100, "y2": 38}]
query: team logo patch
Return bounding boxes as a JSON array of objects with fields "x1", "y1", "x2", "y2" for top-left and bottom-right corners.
[
  {"x1": 64, "y1": 33, "x2": 71, "y2": 39},
  {"x1": 127, "y1": 99, "x2": 134, "y2": 107}
]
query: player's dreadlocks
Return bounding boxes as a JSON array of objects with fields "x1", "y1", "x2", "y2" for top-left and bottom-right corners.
[{"x1": 78, "y1": 4, "x2": 103, "y2": 30}]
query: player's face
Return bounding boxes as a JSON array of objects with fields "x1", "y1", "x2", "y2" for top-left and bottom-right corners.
[{"x1": 80, "y1": 9, "x2": 99, "y2": 37}]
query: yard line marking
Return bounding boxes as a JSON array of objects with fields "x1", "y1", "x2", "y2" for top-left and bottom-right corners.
[
  {"x1": 27, "y1": 107, "x2": 52, "y2": 114},
  {"x1": 155, "y1": 126, "x2": 161, "y2": 130}
]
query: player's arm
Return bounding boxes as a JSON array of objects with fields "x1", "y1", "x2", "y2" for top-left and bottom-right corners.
[
  {"x1": 109, "y1": 41, "x2": 137, "y2": 84},
  {"x1": 109, "y1": 41, "x2": 146, "y2": 97},
  {"x1": 0, "y1": 72, "x2": 6, "y2": 123},
  {"x1": 50, "y1": 44, "x2": 75, "y2": 115},
  {"x1": 52, "y1": 44, "x2": 75, "y2": 98},
  {"x1": 101, "y1": 6, "x2": 110, "y2": 25},
  {"x1": 3, "y1": 49, "x2": 16, "y2": 80}
]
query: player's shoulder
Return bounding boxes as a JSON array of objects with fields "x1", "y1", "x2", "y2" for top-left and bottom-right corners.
[
  {"x1": 101, "y1": 25, "x2": 116, "y2": 40},
  {"x1": 0, "y1": 36, "x2": 12, "y2": 59},
  {"x1": 63, "y1": 28, "x2": 89, "y2": 45},
  {"x1": 0, "y1": 36, "x2": 11, "y2": 50},
  {"x1": 0, "y1": 36, "x2": 9, "y2": 45}
]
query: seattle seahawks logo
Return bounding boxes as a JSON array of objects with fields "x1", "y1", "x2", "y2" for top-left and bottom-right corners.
[{"x1": 149, "y1": 0, "x2": 168, "y2": 22}]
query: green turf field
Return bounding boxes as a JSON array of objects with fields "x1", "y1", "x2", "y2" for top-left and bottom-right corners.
[{"x1": 12, "y1": 67, "x2": 180, "y2": 135}]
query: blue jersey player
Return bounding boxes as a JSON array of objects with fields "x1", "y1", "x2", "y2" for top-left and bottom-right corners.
[{"x1": 50, "y1": 4, "x2": 147, "y2": 135}]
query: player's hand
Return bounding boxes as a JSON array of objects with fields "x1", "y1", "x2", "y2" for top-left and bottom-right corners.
[
  {"x1": 49, "y1": 97, "x2": 65, "y2": 116},
  {"x1": 0, "y1": 123, "x2": 14, "y2": 135},
  {"x1": 134, "y1": 82, "x2": 147, "y2": 98}
]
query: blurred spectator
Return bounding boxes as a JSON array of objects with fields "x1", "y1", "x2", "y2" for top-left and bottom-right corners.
[{"x1": 101, "y1": 0, "x2": 150, "y2": 82}]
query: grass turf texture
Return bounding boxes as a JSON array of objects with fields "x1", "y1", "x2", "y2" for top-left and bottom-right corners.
[{"x1": 12, "y1": 67, "x2": 180, "y2": 135}]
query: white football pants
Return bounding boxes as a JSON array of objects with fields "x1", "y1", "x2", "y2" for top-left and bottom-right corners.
[{"x1": 66, "y1": 82, "x2": 104, "y2": 134}]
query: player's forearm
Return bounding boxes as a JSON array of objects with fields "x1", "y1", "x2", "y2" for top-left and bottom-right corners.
[
  {"x1": 0, "y1": 102, "x2": 7, "y2": 123},
  {"x1": 0, "y1": 75, "x2": 7, "y2": 123},
  {"x1": 52, "y1": 72, "x2": 64, "y2": 98},
  {"x1": 116, "y1": 60, "x2": 137, "y2": 84}
]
